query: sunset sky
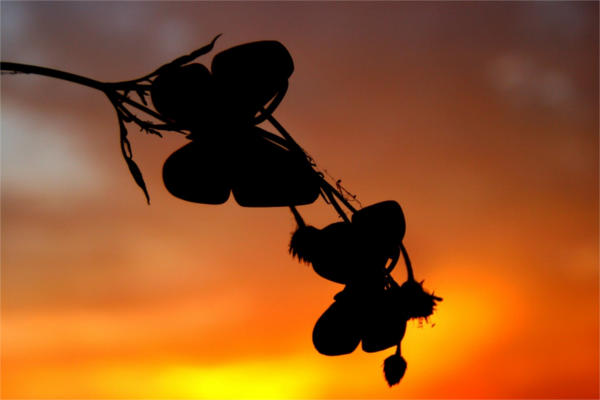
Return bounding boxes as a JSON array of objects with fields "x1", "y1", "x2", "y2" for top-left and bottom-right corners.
[{"x1": 1, "y1": 2, "x2": 598, "y2": 398}]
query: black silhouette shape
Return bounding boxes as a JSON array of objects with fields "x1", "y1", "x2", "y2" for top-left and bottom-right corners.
[
  {"x1": 313, "y1": 290, "x2": 362, "y2": 356},
  {"x1": 153, "y1": 40, "x2": 314, "y2": 207},
  {"x1": 162, "y1": 126, "x2": 321, "y2": 206},
  {"x1": 232, "y1": 128, "x2": 321, "y2": 207},
  {"x1": 384, "y1": 352, "x2": 408, "y2": 386},
  {"x1": 162, "y1": 137, "x2": 231, "y2": 204},
  {"x1": 211, "y1": 41, "x2": 293, "y2": 126},
  {"x1": 150, "y1": 63, "x2": 216, "y2": 130},
  {"x1": 290, "y1": 200, "x2": 441, "y2": 386},
  {"x1": 1, "y1": 36, "x2": 441, "y2": 387},
  {"x1": 361, "y1": 285, "x2": 408, "y2": 353},
  {"x1": 352, "y1": 200, "x2": 406, "y2": 259}
]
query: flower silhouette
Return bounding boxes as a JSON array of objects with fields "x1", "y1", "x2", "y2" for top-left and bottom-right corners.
[{"x1": 1, "y1": 36, "x2": 441, "y2": 387}]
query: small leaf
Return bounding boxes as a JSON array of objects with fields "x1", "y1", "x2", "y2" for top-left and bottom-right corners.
[
  {"x1": 116, "y1": 115, "x2": 150, "y2": 203},
  {"x1": 118, "y1": 116, "x2": 128, "y2": 137},
  {"x1": 154, "y1": 34, "x2": 221, "y2": 75},
  {"x1": 147, "y1": 128, "x2": 162, "y2": 137},
  {"x1": 125, "y1": 157, "x2": 150, "y2": 204},
  {"x1": 186, "y1": 33, "x2": 222, "y2": 61},
  {"x1": 121, "y1": 135, "x2": 133, "y2": 159},
  {"x1": 135, "y1": 88, "x2": 147, "y2": 105}
]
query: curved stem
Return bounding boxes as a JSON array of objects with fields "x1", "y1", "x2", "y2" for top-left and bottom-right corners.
[
  {"x1": 260, "y1": 129, "x2": 292, "y2": 149},
  {"x1": 0, "y1": 62, "x2": 164, "y2": 203},
  {"x1": 264, "y1": 113, "x2": 304, "y2": 154},
  {"x1": 385, "y1": 246, "x2": 400, "y2": 275},
  {"x1": 399, "y1": 242, "x2": 414, "y2": 282},
  {"x1": 322, "y1": 187, "x2": 350, "y2": 223},
  {"x1": 320, "y1": 179, "x2": 357, "y2": 214},
  {"x1": 1, "y1": 61, "x2": 180, "y2": 130},
  {"x1": 1, "y1": 62, "x2": 105, "y2": 90},
  {"x1": 264, "y1": 112, "x2": 358, "y2": 216}
]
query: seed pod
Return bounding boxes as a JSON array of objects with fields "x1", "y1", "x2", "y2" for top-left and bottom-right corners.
[
  {"x1": 162, "y1": 140, "x2": 231, "y2": 204},
  {"x1": 211, "y1": 41, "x2": 294, "y2": 124},
  {"x1": 232, "y1": 128, "x2": 320, "y2": 207},
  {"x1": 383, "y1": 353, "x2": 407, "y2": 386},
  {"x1": 151, "y1": 63, "x2": 217, "y2": 129}
]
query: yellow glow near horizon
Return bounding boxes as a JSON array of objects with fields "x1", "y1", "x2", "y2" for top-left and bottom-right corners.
[
  {"x1": 5, "y1": 356, "x2": 329, "y2": 399},
  {"x1": 2, "y1": 2, "x2": 598, "y2": 398},
  {"x1": 155, "y1": 360, "x2": 323, "y2": 399}
]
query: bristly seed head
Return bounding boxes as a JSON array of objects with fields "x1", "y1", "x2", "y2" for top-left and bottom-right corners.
[
  {"x1": 398, "y1": 279, "x2": 442, "y2": 320},
  {"x1": 289, "y1": 225, "x2": 320, "y2": 263}
]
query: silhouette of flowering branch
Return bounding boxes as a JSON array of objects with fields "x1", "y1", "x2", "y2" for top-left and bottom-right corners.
[
  {"x1": 3, "y1": 37, "x2": 441, "y2": 387},
  {"x1": 1, "y1": 33, "x2": 355, "y2": 210}
]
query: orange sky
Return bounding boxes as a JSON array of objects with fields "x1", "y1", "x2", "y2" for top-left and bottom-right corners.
[{"x1": 1, "y1": 2, "x2": 598, "y2": 399}]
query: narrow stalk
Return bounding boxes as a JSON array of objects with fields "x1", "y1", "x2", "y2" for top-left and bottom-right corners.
[
  {"x1": 264, "y1": 113, "x2": 305, "y2": 154},
  {"x1": 323, "y1": 187, "x2": 350, "y2": 223},
  {"x1": 1, "y1": 62, "x2": 105, "y2": 90},
  {"x1": 265, "y1": 112, "x2": 358, "y2": 215},
  {"x1": 1, "y1": 61, "x2": 178, "y2": 130},
  {"x1": 320, "y1": 179, "x2": 357, "y2": 214},
  {"x1": 385, "y1": 247, "x2": 400, "y2": 274},
  {"x1": 399, "y1": 242, "x2": 414, "y2": 282},
  {"x1": 289, "y1": 206, "x2": 306, "y2": 227}
]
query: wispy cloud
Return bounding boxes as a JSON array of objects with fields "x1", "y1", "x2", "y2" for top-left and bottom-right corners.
[{"x1": 488, "y1": 53, "x2": 576, "y2": 109}]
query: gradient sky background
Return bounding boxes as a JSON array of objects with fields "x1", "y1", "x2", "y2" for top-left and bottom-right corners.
[{"x1": 1, "y1": 2, "x2": 598, "y2": 399}]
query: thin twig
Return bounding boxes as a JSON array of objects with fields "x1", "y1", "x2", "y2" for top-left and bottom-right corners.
[
  {"x1": 264, "y1": 112, "x2": 359, "y2": 215},
  {"x1": 322, "y1": 187, "x2": 350, "y2": 223},
  {"x1": 289, "y1": 206, "x2": 306, "y2": 227},
  {"x1": 1, "y1": 62, "x2": 105, "y2": 90}
]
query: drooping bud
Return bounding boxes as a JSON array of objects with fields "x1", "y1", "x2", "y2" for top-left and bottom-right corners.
[{"x1": 383, "y1": 353, "x2": 407, "y2": 386}]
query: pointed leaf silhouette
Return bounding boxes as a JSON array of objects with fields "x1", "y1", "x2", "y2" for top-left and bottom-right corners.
[
  {"x1": 118, "y1": 116, "x2": 150, "y2": 204},
  {"x1": 125, "y1": 157, "x2": 150, "y2": 204},
  {"x1": 153, "y1": 34, "x2": 221, "y2": 76}
]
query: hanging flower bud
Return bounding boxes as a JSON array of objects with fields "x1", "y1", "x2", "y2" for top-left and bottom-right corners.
[
  {"x1": 289, "y1": 225, "x2": 320, "y2": 263},
  {"x1": 383, "y1": 353, "x2": 407, "y2": 386},
  {"x1": 398, "y1": 279, "x2": 442, "y2": 320}
]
